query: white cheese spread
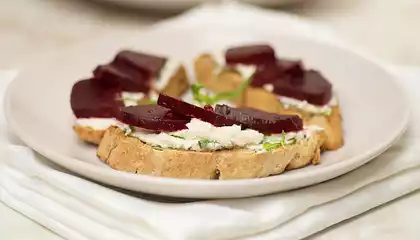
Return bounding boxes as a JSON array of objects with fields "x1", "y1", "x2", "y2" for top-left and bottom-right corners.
[
  {"x1": 124, "y1": 118, "x2": 322, "y2": 153},
  {"x1": 278, "y1": 95, "x2": 337, "y2": 115},
  {"x1": 155, "y1": 59, "x2": 180, "y2": 91},
  {"x1": 129, "y1": 118, "x2": 264, "y2": 151},
  {"x1": 121, "y1": 91, "x2": 145, "y2": 107},
  {"x1": 75, "y1": 118, "x2": 117, "y2": 130}
]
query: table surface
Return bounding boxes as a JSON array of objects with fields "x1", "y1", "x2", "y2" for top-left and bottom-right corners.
[{"x1": 2, "y1": 0, "x2": 420, "y2": 239}]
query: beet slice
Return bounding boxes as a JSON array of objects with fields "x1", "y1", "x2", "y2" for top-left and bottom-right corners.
[
  {"x1": 93, "y1": 64, "x2": 150, "y2": 92},
  {"x1": 114, "y1": 50, "x2": 167, "y2": 77},
  {"x1": 157, "y1": 94, "x2": 241, "y2": 127},
  {"x1": 215, "y1": 105, "x2": 303, "y2": 133},
  {"x1": 272, "y1": 70, "x2": 332, "y2": 106},
  {"x1": 277, "y1": 59, "x2": 304, "y2": 78},
  {"x1": 251, "y1": 59, "x2": 304, "y2": 87},
  {"x1": 70, "y1": 79, "x2": 123, "y2": 118},
  {"x1": 119, "y1": 105, "x2": 190, "y2": 131},
  {"x1": 226, "y1": 44, "x2": 276, "y2": 66},
  {"x1": 93, "y1": 50, "x2": 167, "y2": 92}
]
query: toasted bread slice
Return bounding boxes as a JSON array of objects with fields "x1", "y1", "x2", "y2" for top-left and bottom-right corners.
[
  {"x1": 194, "y1": 54, "x2": 342, "y2": 151},
  {"x1": 96, "y1": 126, "x2": 322, "y2": 179},
  {"x1": 244, "y1": 87, "x2": 343, "y2": 151},
  {"x1": 159, "y1": 65, "x2": 190, "y2": 98},
  {"x1": 73, "y1": 65, "x2": 190, "y2": 145},
  {"x1": 194, "y1": 54, "x2": 245, "y2": 106}
]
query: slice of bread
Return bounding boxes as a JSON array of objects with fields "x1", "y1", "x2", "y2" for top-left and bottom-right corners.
[
  {"x1": 194, "y1": 54, "x2": 343, "y2": 151},
  {"x1": 159, "y1": 65, "x2": 190, "y2": 98},
  {"x1": 73, "y1": 65, "x2": 190, "y2": 145},
  {"x1": 194, "y1": 54, "x2": 245, "y2": 106},
  {"x1": 96, "y1": 126, "x2": 322, "y2": 180}
]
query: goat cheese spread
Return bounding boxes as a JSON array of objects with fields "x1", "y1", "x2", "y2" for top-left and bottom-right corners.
[
  {"x1": 128, "y1": 118, "x2": 263, "y2": 151},
  {"x1": 75, "y1": 118, "x2": 117, "y2": 130},
  {"x1": 121, "y1": 118, "x2": 321, "y2": 153},
  {"x1": 262, "y1": 84, "x2": 337, "y2": 115},
  {"x1": 278, "y1": 95, "x2": 337, "y2": 116},
  {"x1": 121, "y1": 91, "x2": 145, "y2": 107}
]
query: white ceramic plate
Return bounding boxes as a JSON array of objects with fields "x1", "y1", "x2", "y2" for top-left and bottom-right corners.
[{"x1": 5, "y1": 19, "x2": 409, "y2": 199}]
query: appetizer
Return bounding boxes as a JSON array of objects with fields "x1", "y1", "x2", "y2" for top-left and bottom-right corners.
[
  {"x1": 71, "y1": 50, "x2": 189, "y2": 144},
  {"x1": 96, "y1": 94, "x2": 323, "y2": 179},
  {"x1": 194, "y1": 44, "x2": 343, "y2": 150}
]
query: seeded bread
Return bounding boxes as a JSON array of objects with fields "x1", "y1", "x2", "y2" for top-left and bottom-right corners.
[
  {"x1": 73, "y1": 65, "x2": 190, "y2": 145},
  {"x1": 96, "y1": 126, "x2": 322, "y2": 180}
]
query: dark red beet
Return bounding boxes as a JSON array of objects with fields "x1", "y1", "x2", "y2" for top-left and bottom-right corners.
[
  {"x1": 272, "y1": 70, "x2": 332, "y2": 106},
  {"x1": 93, "y1": 50, "x2": 167, "y2": 92},
  {"x1": 93, "y1": 64, "x2": 150, "y2": 92},
  {"x1": 251, "y1": 59, "x2": 304, "y2": 87},
  {"x1": 278, "y1": 59, "x2": 304, "y2": 78},
  {"x1": 157, "y1": 94, "x2": 241, "y2": 127},
  {"x1": 70, "y1": 79, "x2": 123, "y2": 118},
  {"x1": 119, "y1": 105, "x2": 190, "y2": 131},
  {"x1": 114, "y1": 50, "x2": 167, "y2": 77},
  {"x1": 226, "y1": 44, "x2": 276, "y2": 66},
  {"x1": 215, "y1": 105, "x2": 303, "y2": 133}
]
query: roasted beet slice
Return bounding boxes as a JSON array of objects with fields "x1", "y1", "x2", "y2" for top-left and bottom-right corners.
[
  {"x1": 157, "y1": 94, "x2": 241, "y2": 127},
  {"x1": 215, "y1": 105, "x2": 303, "y2": 133},
  {"x1": 272, "y1": 70, "x2": 332, "y2": 106},
  {"x1": 251, "y1": 59, "x2": 304, "y2": 87},
  {"x1": 93, "y1": 64, "x2": 150, "y2": 92},
  {"x1": 114, "y1": 50, "x2": 167, "y2": 77},
  {"x1": 277, "y1": 59, "x2": 304, "y2": 78},
  {"x1": 70, "y1": 79, "x2": 123, "y2": 118},
  {"x1": 93, "y1": 50, "x2": 167, "y2": 92},
  {"x1": 226, "y1": 44, "x2": 276, "y2": 66},
  {"x1": 119, "y1": 105, "x2": 190, "y2": 131}
]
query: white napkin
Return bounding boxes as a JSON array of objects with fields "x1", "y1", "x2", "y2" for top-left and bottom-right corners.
[{"x1": 2, "y1": 3, "x2": 420, "y2": 240}]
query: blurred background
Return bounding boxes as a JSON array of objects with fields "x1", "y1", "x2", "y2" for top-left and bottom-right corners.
[{"x1": 1, "y1": 0, "x2": 418, "y2": 68}]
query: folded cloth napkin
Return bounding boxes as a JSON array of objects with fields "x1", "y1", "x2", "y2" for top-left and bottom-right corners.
[{"x1": 2, "y1": 3, "x2": 420, "y2": 240}]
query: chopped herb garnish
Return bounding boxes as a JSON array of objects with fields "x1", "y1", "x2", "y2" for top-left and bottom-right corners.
[
  {"x1": 323, "y1": 108, "x2": 332, "y2": 116},
  {"x1": 152, "y1": 146, "x2": 163, "y2": 151},
  {"x1": 191, "y1": 79, "x2": 250, "y2": 105},
  {"x1": 262, "y1": 131, "x2": 287, "y2": 151},
  {"x1": 170, "y1": 135, "x2": 185, "y2": 139},
  {"x1": 198, "y1": 139, "x2": 217, "y2": 149},
  {"x1": 145, "y1": 99, "x2": 157, "y2": 105}
]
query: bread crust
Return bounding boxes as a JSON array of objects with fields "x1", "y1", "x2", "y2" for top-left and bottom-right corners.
[
  {"x1": 194, "y1": 54, "x2": 343, "y2": 151},
  {"x1": 159, "y1": 65, "x2": 190, "y2": 98},
  {"x1": 73, "y1": 125, "x2": 105, "y2": 145},
  {"x1": 97, "y1": 126, "x2": 322, "y2": 180}
]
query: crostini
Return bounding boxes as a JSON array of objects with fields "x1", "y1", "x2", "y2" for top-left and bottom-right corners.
[
  {"x1": 71, "y1": 50, "x2": 190, "y2": 144},
  {"x1": 96, "y1": 94, "x2": 324, "y2": 179},
  {"x1": 194, "y1": 44, "x2": 343, "y2": 150}
]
